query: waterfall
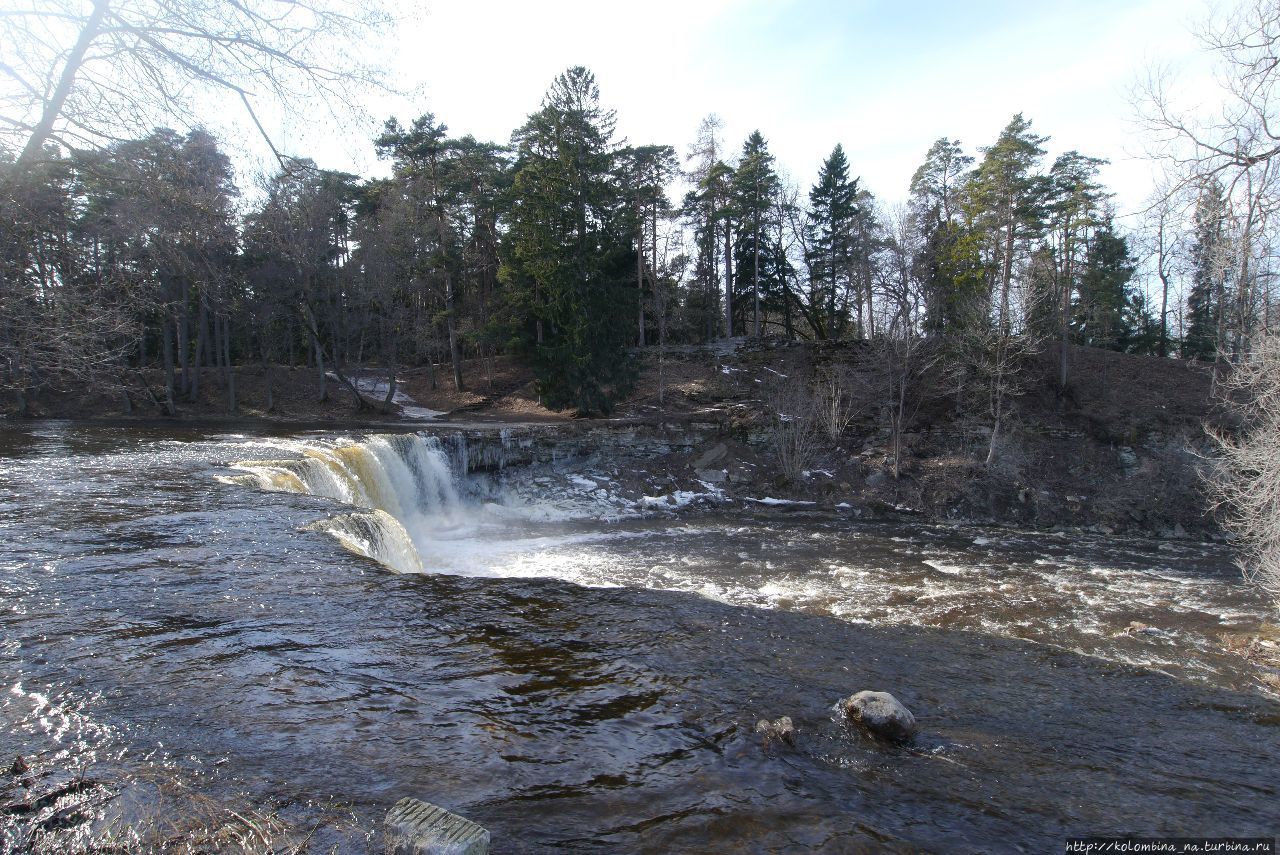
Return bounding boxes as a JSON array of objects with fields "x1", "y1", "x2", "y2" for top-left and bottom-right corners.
[
  {"x1": 303, "y1": 510, "x2": 424, "y2": 575},
  {"x1": 221, "y1": 433, "x2": 463, "y2": 572}
]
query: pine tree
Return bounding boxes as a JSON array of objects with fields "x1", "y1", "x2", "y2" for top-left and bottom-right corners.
[
  {"x1": 619, "y1": 143, "x2": 678, "y2": 347},
  {"x1": 500, "y1": 67, "x2": 635, "y2": 415},
  {"x1": 909, "y1": 138, "x2": 979, "y2": 334},
  {"x1": 1045, "y1": 150, "x2": 1107, "y2": 388},
  {"x1": 965, "y1": 114, "x2": 1049, "y2": 332}
]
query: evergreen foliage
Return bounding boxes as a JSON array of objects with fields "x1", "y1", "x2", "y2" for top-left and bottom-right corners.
[{"x1": 501, "y1": 67, "x2": 636, "y2": 415}]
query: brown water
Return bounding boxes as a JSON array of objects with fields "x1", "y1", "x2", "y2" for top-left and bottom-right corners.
[{"x1": 1, "y1": 423, "x2": 1277, "y2": 853}]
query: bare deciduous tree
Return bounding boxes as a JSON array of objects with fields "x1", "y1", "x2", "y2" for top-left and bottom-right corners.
[
  {"x1": 763, "y1": 372, "x2": 820, "y2": 482},
  {"x1": 1137, "y1": 0, "x2": 1280, "y2": 364},
  {"x1": 1212, "y1": 332, "x2": 1280, "y2": 607},
  {"x1": 1, "y1": 0, "x2": 398, "y2": 169}
]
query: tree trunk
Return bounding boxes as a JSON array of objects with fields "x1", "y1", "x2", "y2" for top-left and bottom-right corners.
[
  {"x1": 177, "y1": 306, "x2": 190, "y2": 398},
  {"x1": 724, "y1": 221, "x2": 733, "y2": 338},
  {"x1": 161, "y1": 313, "x2": 177, "y2": 416},
  {"x1": 637, "y1": 198, "x2": 646, "y2": 347},
  {"x1": 753, "y1": 215, "x2": 761, "y2": 338},
  {"x1": 191, "y1": 299, "x2": 205, "y2": 403},
  {"x1": 985, "y1": 394, "x2": 1003, "y2": 469},
  {"x1": 221, "y1": 313, "x2": 236, "y2": 414},
  {"x1": 445, "y1": 274, "x2": 465, "y2": 392},
  {"x1": 301, "y1": 303, "x2": 328, "y2": 403},
  {"x1": 383, "y1": 367, "x2": 396, "y2": 410}
]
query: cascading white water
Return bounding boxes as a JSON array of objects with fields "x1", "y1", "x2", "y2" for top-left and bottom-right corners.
[
  {"x1": 304, "y1": 510, "x2": 424, "y2": 575},
  {"x1": 220, "y1": 434, "x2": 464, "y2": 572}
]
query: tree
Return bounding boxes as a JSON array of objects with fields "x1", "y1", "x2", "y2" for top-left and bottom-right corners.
[
  {"x1": 501, "y1": 66, "x2": 636, "y2": 415},
  {"x1": 1045, "y1": 151, "x2": 1108, "y2": 387},
  {"x1": 620, "y1": 143, "x2": 679, "y2": 347},
  {"x1": 732, "y1": 131, "x2": 780, "y2": 337},
  {"x1": 909, "y1": 139, "x2": 982, "y2": 335},
  {"x1": 0, "y1": 0, "x2": 396, "y2": 170},
  {"x1": 1184, "y1": 179, "x2": 1230, "y2": 361},
  {"x1": 1213, "y1": 332, "x2": 1280, "y2": 608},
  {"x1": 684, "y1": 115, "x2": 734, "y2": 340},
  {"x1": 0, "y1": 149, "x2": 133, "y2": 414},
  {"x1": 879, "y1": 202, "x2": 936, "y2": 478},
  {"x1": 374, "y1": 113, "x2": 467, "y2": 391},
  {"x1": 1075, "y1": 220, "x2": 1137, "y2": 351},
  {"x1": 965, "y1": 114, "x2": 1049, "y2": 333},
  {"x1": 1139, "y1": 0, "x2": 1280, "y2": 366},
  {"x1": 243, "y1": 161, "x2": 363, "y2": 407},
  {"x1": 805, "y1": 144, "x2": 859, "y2": 339}
]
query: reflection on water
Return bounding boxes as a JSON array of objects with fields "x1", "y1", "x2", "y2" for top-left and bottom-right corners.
[{"x1": 0, "y1": 423, "x2": 1277, "y2": 853}]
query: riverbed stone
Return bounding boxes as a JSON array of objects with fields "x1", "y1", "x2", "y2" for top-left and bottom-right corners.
[
  {"x1": 837, "y1": 691, "x2": 917, "y2": 742},
  {"x1": 756, "y1": 715, "x2": 796, "y2": 746},
  {"x1": 385, "y1": 798, "x2": 490, "y2": 855},
  {"x1": 693, "y1": 442, "x2": 728, "y2": 470},
  {"x1": 1118, "y1": 446, "x2": 1139, "y2": 476}
]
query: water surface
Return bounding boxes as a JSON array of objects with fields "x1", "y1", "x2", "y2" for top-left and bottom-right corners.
[{"x1": 1, "y1": 424, "x2": 1276, "y2": 853}]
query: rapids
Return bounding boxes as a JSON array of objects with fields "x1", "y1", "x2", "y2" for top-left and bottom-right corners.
[{"x1": 2, "y1": 423, "x2": 1277, "y2": 852}]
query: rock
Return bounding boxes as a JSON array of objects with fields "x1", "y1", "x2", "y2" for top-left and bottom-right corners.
[
  {"x1": 385, "y1": 798, "x2": 490, "y2": 855},
  {"x1": 755, "y1": 715, "x2": 795, "y2": 746},
  {"x1": 695, "y1": 468, "x2": 727, "y2": 484},
  {"x1": 1117, "y1": 621, "x2": 1161, "y2": 637},
  {"x1": 837, "y1": 691, "x2": 917, "y2": 742},
  {"x1": 1117, "y1": 446, "x2": 1139, "y2": 476},
  {"x1": 865, "y1": 470, "x2": 888, "y2": 488},
  {"x1": 693, "y1": 442, "x2": 728, "y2": 470}
]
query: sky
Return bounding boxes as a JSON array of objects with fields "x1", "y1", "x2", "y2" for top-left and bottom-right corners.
[{"x1": 249, "y1": 0, "x2": 1228, "y2": 219}]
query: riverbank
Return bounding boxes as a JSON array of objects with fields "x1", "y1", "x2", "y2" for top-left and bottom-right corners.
[{"x1": 3, "y1": 340, "x2": 1227, "y2": 540}]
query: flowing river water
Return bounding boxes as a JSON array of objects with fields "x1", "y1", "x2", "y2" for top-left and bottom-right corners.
[{"x1": 1, "y1": 423, "x2": 1278, "y2": 853}]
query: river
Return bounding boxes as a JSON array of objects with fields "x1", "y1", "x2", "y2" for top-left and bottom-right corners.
[{"x1": 1, "y1": 423, "x2": 1277, "y2": 853}]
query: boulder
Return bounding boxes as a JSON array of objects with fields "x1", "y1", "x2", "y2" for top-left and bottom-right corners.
[
  {"x1": 755, "y1": 715, "x2": 795, "y2": 746},
  {"x1": 693, "y1": 442, "x2": 728, "y2": 470},
  {"x1": 1117, "y1": 446, "x2": 1139, "y2": 477},
  {"x1": 837, "y1": 691, "x2": 917, "y2": 742},
  {"x1": 385, "y1": 798, "x2": 490, "y2": 855}
]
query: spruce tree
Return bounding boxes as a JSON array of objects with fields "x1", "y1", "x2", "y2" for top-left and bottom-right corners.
[
  {"x1": 805, "y1": 144, "x2": 858, "y2": 339},
  {"x1": 1075, "y1": 222, "x2": 1136, "y2": 350},
  {"x1": 500, "y1": 67, "x2": 635, "y2": 415},
  {"x1": 1183, "y1": 180, "x2": 1227, "y2": 361},
  {"x1": 731, "y1": 131, "x2": 781, "y2": 337}
]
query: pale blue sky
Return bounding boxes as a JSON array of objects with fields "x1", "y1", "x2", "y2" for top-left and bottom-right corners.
[{"x1": 254, "y1": 0, "x2": 1224, "y2": 216}]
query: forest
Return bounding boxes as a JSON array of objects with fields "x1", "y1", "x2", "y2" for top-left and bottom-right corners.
[{"x1": 2, "y1": 59, "x2": 1267, "y2": 419}]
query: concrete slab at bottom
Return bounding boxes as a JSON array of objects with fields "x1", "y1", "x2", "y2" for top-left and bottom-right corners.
[{"x1": 384, "y1": 798, "x2": 490, "y2": 855}]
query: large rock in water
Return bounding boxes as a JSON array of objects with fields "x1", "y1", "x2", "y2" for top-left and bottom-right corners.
[
  {"x1": 837, "y1": 691, "x2": 917, "y2": 742},
  {"x1": 384, "y1": 798, "x2": 490, "y2": 855}
]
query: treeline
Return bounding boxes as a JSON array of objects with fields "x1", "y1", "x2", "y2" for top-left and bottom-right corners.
[{"x1": 1, "y1": 65, "x2": 1269, "y2": 417}]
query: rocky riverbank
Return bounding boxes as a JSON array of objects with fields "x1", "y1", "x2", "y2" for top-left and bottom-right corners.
[{"x1": 4, "y1": 339, "x2": 1228, "y2": 539}]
